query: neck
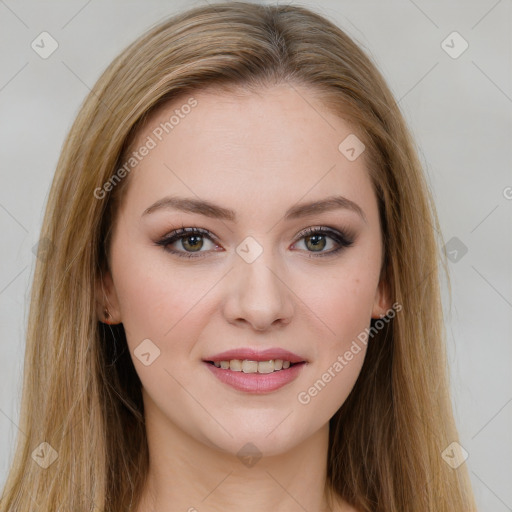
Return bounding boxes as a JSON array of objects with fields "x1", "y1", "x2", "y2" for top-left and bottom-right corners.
[{"x1": 135, "y1": 397, "x2": 342, "y2": 512}]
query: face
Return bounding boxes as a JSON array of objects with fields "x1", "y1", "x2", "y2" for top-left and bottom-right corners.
[{"x1": 98, "y1": 83, "x2": 389, "y2": 457}]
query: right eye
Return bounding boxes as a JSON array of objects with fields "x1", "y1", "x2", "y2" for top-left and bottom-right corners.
[{"x1": 155, "y1": 227, "x2": 222, "y2": 258}]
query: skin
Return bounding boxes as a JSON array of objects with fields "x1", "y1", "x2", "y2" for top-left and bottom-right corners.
[{"x1": 97, "y1": 83, "x2": 390, "y2": 512}]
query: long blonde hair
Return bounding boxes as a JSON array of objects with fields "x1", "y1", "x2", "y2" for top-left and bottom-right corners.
[{"x1": 0, "y1": 2, "x2": 476, "y2": 511}]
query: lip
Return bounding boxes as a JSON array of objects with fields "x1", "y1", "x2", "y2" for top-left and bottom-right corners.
[
  {"x1": 203, "y1": 347, "x2": 307, "y2": 364},
  {"x1": 202, "y1": 347, "x2": 308, "y2": 394},
  {"x1": 204, "y1": 361, "x2": 306, "y2": 394}
]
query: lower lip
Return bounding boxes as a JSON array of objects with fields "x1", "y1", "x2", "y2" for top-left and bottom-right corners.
[{"x1": 204, "y1": 361, "x2": 306, "y2": 393}]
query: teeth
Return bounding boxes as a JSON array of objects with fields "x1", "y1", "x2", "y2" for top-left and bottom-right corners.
[
  {"x1": 230, "y1": 359, "x2": 242, "y2": 372},
  {"x1": 242, "y1": 360, "x2": 258, "y2": 373},
  {"x1": 211, "y1": 359, "x2": 296, "y2": 373},
  {"x1": 256, "y1": 360, "x2": 274, "y2": 374}
]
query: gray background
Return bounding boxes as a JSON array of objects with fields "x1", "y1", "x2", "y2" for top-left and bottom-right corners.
[{"x1": 0, "y1": 1, "x2": 511, "y2": 510}]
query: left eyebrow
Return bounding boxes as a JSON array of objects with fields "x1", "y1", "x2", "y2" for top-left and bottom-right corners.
[
  {"x1": 283, "y1": 195, "x2": 367, "y2": 224},
  {"x1": 142, "y1": 194, "x2": 367, "y2": 224}
]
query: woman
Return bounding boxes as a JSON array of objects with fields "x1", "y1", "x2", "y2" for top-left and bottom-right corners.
[{"x1": 0, "y1": 2, "x2": 477, "y2": 511}]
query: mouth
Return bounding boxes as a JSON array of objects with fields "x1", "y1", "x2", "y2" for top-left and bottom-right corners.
[
  {"x1": 203, "y1": 358, "x2": 307, "y2": 394},
  {"x1": 202, "y1": 348, "x2": 308, "y2": 392},
  {"x1": 204, "y1": 359, "x2": 306, "y2": 374}
]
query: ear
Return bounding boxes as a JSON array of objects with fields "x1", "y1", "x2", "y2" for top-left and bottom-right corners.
[
  {"x1": 371, "y1": 276, "x2": 392, "y2": 319},
  {"x1": 95, "y1": 269, "x2": 122, "y2": 324}
]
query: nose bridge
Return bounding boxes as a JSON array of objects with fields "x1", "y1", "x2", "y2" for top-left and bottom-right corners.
[{"x1": 225, "y1": 235, "x2": 294, "y2": 329}]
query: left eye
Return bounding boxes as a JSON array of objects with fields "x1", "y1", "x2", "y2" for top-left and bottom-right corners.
[
  {"x1": 156, "y1": 226, "x2": 354, "y2": 259},
  {"x1": 293, "y1": 226, "x2": 354, "y2": 257},
  {"x1": 295, "y1": 231, "x2": 338, "y2": 253}
]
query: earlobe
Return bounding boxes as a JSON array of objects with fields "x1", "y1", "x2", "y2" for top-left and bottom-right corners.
[{"x1": 95, "y1": 270, "x2": 122, "y2": 324}]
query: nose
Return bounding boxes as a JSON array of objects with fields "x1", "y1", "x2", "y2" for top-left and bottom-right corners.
[{"x1": 222, "y1": 250, "x2": 295, "y2": 332}]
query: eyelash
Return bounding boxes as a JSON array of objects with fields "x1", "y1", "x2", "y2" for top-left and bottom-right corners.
[{"x1": 155, "y1": 225, "x2": 354, "y2": 259}]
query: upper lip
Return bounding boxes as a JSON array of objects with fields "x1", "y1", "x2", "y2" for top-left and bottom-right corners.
[{"x1": 204, "y1": 348, "x2": 307, "y2": 364}]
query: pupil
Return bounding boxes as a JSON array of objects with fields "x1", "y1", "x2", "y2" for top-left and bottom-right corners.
[
  {"x1": 184, "y1": 235, "x2": 202, "y2": 251},
  {"x1": 307, "y1": 235, "x2": 325, "y2": 251}
]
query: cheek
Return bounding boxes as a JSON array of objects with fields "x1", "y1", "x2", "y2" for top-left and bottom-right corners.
[
  {"x1": 300, "y1": 265, "x2": 379, "y2": 349},
  {"x1": 111, "y1": 245, "x2": 218, "y2": 348},
  {"x1": 294, "y1": 272, "x2": 373, "y2": 420}
]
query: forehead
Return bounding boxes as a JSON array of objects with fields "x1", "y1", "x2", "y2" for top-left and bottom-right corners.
[{"x1": 120, "y1": 84, "x2": 377, "y2": 222}]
